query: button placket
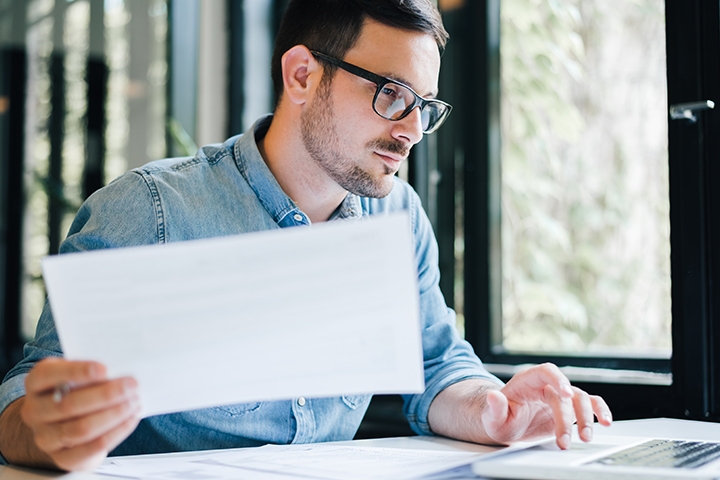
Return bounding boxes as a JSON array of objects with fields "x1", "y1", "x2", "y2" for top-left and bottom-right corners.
[{"x1": 291, "y1": 397, "x2": 316, "y2": 444}]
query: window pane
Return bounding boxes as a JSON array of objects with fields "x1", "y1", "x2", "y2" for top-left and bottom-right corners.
[
  {"x1": 500, "y1": 0, "x2": 671, "y2": 356},
  {"x1": 18, "y1": 0, "x2": 169, "y2": 340}
]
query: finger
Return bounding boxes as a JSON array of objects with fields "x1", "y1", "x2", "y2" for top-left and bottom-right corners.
[
  {"x1": 51, "y1": 414, "x2": 141, "y2": 472},
  {"x1": 507, "y1": 363, "x2": 573, "y2": 400},
  {"x1": 25, "y1": 358, "x2": 107, "y2": 395},
  {"x1": 35, "y1": 396, "x2": 141, "y2": 453},
  {"x1": 571, "y1": 387, "x2": 594, "y2": 442},
  {"x1": 23, "y1": 377, "x2": 138, "y2": 425},
  {"x1": 543, "y1": 384, "x2": 575, "y2": 450},
  {"x1": 591, "y1": 395, "x2": 613, "y2": 426}
]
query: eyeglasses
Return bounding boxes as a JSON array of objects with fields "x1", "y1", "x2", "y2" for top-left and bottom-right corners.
[{"x1": 311, "y1": 50, "x2": 452, "y2": 134}]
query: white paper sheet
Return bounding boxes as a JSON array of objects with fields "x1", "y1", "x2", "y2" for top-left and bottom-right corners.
[
  {"x1": 94, "y1": 438, "x2": 553, "y2": 480},
  {"x1": 42, "y1": 212, "x2": 424, "y2": 417},
  {"x1": 96, "y1": 442, "x2": 499, "y2": 480}
]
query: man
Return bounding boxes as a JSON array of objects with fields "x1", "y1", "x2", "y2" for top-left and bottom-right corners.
[{"x1": 0, "y1": 0, "x2": 611, "y2": 472}]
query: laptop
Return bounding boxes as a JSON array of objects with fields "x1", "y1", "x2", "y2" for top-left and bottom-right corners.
[{"x1": 472, "y1": 433, "x2": 720, "y2": 480}]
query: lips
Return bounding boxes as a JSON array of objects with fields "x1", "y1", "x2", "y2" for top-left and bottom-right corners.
[{"x1": 375, "y1": 151, "x2": 405, "y2": 165}]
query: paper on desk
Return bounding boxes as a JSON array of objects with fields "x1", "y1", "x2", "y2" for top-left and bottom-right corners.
[
  {"x1": 95, "y1": 438, "x2": 553, "y2": 480},
  {"x1": 97, "y1": 443, "x2": 500, "y2": 480},
  {"x1": 42, "y1": 212, "x2": 424, "y2": 417}
]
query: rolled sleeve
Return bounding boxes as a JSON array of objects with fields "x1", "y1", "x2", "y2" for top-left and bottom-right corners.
[
  {"x1": 402, "y1": 310, "x2": 503, "y2": 435},
  {"x1": 0, "y1": 299, "x2": 64, "y2": 415},
  {"x1": 402, "y1": 191, "x2": 502, "y2": 436},
  {"x1": 0, "y1": 374, "x2": 28, "y2": 424}
]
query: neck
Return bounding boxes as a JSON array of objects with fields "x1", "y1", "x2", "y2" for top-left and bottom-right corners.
[{"x1": 259, "y1": 113, "x2": 348, "y2": 223}]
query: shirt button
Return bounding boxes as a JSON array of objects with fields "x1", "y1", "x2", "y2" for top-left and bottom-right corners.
[
  {"x1": 297, "y1": 397, "x2": 306, "y2": 406},
  {"x1": 348, "y1": 209, "x2": 356, "y2": 217},
  {"x1": 293, "y1": 214, "x2": 303, "y2": 222}
]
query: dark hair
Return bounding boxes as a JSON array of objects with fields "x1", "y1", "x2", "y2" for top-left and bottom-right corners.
[{"x1": 271, "y1": 0, "x2": 448, "y2": 104}]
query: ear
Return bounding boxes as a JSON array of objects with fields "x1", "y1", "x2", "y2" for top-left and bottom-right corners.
[{"x1": 281, "y1": 45, "x2": 322, "y2": 106}]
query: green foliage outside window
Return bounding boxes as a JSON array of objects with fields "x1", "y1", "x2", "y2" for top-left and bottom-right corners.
[{"x1": 500, "y1": 0, "x2": 671, "y2": 355}]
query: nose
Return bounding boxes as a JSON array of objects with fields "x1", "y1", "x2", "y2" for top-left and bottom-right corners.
[{"x1": 390, "y1": 106, "x2": 424, "y2": 146}]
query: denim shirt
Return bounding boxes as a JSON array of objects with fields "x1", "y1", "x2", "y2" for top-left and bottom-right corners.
[{"x1": 0, "y1": 115, "x2": 500, "y2": 460}]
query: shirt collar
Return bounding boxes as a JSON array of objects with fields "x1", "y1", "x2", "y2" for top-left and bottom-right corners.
[
  {"x1": 234, "y1": 115, "x2": 362, "y2": 226},
  {"x1": 234, "y1": 115, "x2": 309, "y2": 226}
]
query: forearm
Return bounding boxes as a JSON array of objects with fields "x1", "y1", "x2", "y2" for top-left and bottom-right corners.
[
  {"x1": 0, "y1": 398, "x2": 57, "y2": 470},
  {"x1": 427, "y1": 378, "x2": 503, "y2": 445}
]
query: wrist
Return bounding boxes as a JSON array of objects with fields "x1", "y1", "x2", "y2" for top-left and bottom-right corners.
[
  {"x1": 0, "y1": 398, "x2": 58, "y2": 470},
  {"x1": 428, "y1": 379, "x2": 502, "y2": 444}
]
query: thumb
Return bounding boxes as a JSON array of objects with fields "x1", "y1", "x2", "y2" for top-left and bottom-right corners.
[{"x1": 482, "y1": 389, "x2": 509, "y2": 431}]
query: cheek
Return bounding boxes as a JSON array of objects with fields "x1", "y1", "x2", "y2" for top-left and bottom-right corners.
[{"x1": 327, "y1": 83, "x2": 388, "y2": 147}]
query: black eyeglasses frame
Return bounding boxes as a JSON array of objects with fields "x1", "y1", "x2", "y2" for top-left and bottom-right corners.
[{"x1": 310, "y1": 50, "x2": 452, "y2": 134}]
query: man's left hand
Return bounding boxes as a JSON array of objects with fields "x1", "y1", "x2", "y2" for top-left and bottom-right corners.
[
  {"x1": 427, "y1": 363, "x2": 612, "y2": 449},
  {"x1": 480, "y1": 363, "x2": 612, "y2": 449}
]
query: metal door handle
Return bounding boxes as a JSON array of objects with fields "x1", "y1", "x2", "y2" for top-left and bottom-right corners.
[{"x1": 669, "y1": 100, "x2": 715, "y2": 123}]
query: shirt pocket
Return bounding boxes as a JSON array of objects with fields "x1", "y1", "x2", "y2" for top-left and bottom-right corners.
[
  {"x1": 341, "y1": 394, "x2": 371, "y2": 410},
  {"x1": 213, "y1": 401, "x2": 263, "y2": 417}
]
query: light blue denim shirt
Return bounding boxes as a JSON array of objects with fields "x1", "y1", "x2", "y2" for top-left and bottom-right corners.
[{"x1": 0, "y1": 115, "x2": 500, "y2": 460}]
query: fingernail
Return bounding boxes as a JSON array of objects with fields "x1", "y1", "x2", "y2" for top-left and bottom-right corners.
[
  {"x1": 603, "y1": 413, "x2": 613, "y2": 424},
  {"x1": 582, "y1": 426, "x2": 593, "y2": 441},
  {"x1": 561, "y1": 384, "x2": 573, "y2": 396},
  {"x1": 559, "y1": 433, "x2": 571, "y2": 449}
]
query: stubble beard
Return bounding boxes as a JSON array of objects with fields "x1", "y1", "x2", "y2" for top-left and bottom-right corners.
[{"x1": 300, "y1": 79, "x2": 408, "y2": 199}]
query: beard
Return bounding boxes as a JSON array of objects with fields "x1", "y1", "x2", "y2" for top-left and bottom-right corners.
[{"x1": 300, "y1": 78, "x2": 408, "y2": 198}]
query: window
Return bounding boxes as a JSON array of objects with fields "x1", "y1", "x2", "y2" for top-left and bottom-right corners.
[
  {"x1": 499, "y1": 0, "x2": 670, "y2": 358},
  {"x1": 0, "y1": 0, "x2": 170, "y2": 375},
  {"x1": 436, "y1": 0, "x2": 720, "y2": 420}
]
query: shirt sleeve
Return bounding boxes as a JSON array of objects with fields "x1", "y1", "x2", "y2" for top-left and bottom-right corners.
[
  {"x1": 0, "y1": 172, "x2": 159, "y2": 439},
  {"x1": 401, "y1": 188, "x2": 503, "y2": 436}
]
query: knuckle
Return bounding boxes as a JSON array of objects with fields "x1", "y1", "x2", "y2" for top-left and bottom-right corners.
[
  {"x1": 541, "y1": 361, "x2": 556, "y2": 370},
  {"x1": 70, "y1": 418, "x2": 92, "y2": 439},
  {"x1": 57, "y1": 396, "x2": 76, "y2": 417},
  {"x1": 574, "y1": 388, "x2": 590, "y2": 401},
  {"x1": 540, "y1": 362, "x2": 561, "y2": 377},
  {"x1": 57, "y1": 432, "x2": 73, "y2": 450},
  {"x1": 94, "y1": 432, "x2": 111, "y2": 452},
  {"x1": 33, "y1": 430, "x2": 53, "y2": 451},
  {"x1": 57, "y1": 421, "x2": 72, "y2": 444}
]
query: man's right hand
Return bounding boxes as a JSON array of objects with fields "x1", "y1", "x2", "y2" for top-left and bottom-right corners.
[{"x1": 0, "y1": 358, "x2": 140, "y2": 471}]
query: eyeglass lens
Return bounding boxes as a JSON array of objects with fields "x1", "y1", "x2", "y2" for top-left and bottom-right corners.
[{"x1": 374, "y1": 83, "x2": 447, "y2": 132}]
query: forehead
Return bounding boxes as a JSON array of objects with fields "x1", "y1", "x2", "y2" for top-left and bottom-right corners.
[{"x1": 342, "y1": 19, "x2": 441, "y2": 97}]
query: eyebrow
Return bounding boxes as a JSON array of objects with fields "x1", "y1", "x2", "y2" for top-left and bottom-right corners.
[
  {"x1": 313, "y1": 51, "x2": 440, "y2": 100},
  {"x1": 378, "y1": 72, "x2": 439, "y2": 99}
]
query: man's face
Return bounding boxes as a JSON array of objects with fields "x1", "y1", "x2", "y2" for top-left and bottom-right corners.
[{"x1": 300, "y1": 19, "x2": 442, "y2": 198}]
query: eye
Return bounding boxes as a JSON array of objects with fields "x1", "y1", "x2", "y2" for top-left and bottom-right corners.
[{"x1": 379, "y1": 85, "x2": 399, "y2": 99}]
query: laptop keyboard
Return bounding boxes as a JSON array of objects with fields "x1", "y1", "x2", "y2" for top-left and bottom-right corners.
[{"x1": 590, "y1": 439, "x2": 720, "y2": 469}]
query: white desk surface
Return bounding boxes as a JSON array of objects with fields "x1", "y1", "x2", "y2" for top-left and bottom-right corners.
[{"x1": 1, "y1": 418, "x2": 718, "y2": 480}]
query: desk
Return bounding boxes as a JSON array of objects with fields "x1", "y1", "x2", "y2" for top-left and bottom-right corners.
[{"x1": 1, "y1": 419, "x2": 718, "y2": 480}]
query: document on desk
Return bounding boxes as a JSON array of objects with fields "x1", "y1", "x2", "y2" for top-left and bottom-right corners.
[
  {"x1": 96, "y1": 442, "x2": 508, "y2": 480},
  {"x1": 42, "y1": 212, "x2": 424, "y2": 417}
]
